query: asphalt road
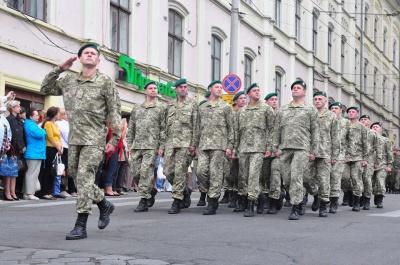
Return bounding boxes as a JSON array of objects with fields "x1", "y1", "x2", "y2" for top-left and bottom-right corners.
[{"x1": 1, "y1": 191, "x2": 400, "y2": 265}]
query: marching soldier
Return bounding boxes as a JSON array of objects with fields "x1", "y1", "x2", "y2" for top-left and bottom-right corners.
[{"x1": 393, "y1": 148, "x2": 400, "y2": 194}]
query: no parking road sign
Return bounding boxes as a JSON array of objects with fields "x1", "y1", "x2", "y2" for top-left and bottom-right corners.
[{"x1": 222, "y1": 74, "x2": 242, "y2": 94}]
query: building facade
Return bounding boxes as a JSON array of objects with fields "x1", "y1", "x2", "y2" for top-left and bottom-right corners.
[{"x1": 0, "y1": 0, "x2": 399, "y2": 144}]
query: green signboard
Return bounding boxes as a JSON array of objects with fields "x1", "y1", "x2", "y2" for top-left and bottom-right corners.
[{"x1": 119, "y1": 55, "x2": 176, "y2": 98}]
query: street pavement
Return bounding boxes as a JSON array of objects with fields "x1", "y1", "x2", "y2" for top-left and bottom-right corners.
[{"x1": 1, "y1": 191, "x2": 400, "y2": 265}]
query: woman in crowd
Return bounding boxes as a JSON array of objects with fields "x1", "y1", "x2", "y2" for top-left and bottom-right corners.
[
  {"x1": 40, "y1": 106, "x2": 63, "y2": 200},
  {"x1": 0, "y1": 102, "x2": 12, "y2": 201},
  {"x1": 3, "y1": 100, "x2": 25, "y2": 200},
  {"x1": 23, "y1": 107, "x2": 46, "y2": 200},
  {"x1": 104, "y1": 118, "x2": 121, "y2": 196},
  {"x1": 115, "y1": 118, "x2": 129, "y2": 195}
]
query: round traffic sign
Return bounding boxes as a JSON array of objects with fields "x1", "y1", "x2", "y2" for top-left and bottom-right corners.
[{"x1": 222, "y1": 74, "x2": 242, "y2": 94}]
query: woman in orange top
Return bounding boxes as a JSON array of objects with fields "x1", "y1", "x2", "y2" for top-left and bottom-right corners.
[{"x1": 40, "y1": 106, "x2": 63, "y2": 200}]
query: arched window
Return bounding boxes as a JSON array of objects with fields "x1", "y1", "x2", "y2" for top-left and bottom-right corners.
[
  {"x1": 244, "y1": 55, "x2": 253, "y2": 89},
  {"x1": 168, "y1": 10, "x2": 183, "y2": 76},
  {"x1": 211, "y1": 35, "x2": 222, "y2": 80}
]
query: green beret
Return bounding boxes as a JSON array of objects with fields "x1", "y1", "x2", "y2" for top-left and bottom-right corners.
[
  {"x1": 199, "y1": 100, "x2": 207, "y2": 106},
  {"x1": 233, "y1": 91, "x2": 245, "y2": 101},
  {"x1": 78, "y1": 43, "x2": 100, "y2": 57},
  {"x1": 204, "y1": 91, "x2": 211, "y2": 98},
  {"x1": 359, "y1": 114, "x2": 371, "y2": 121},
  {"x1": 370, "y1": 122, "x2": 381, "y2": 129},
  {"x1": 246, "y1": 83, "x2": 259, "y2": 94},
  {"x1": 344, "y1": 116, "x2": 349, "y2": 119},
  {"x1": 346, "y1": 106, "x2": 359, "y2": 113},
  {"x1": 144, "y1": 81, "x2": 156, "y2": 89},
  {"x1": 208, "y1": 80, "x2": 222, "y2": 89},
  {"x1": 313, "y1": 91, "x2": 327, "y2": 97},
  {"x1": 264, "y1": 92, "x2": 278, "y2": 101},
  {"x1": 328, "y1": 102, "x2": 342, "y2": 110},
  {"x1": 173, "y1": 78, "x2": 187, "y2": 87},
  {"x1": 291, "y1": 80, "x2": 306, "y2": 90}
]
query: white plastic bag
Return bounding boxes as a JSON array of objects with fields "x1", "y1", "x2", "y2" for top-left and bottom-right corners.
[
  {"x1": 157, "y1": 163, "x2": 166, "y2": 180},
  {"x1": 55, "y1": 154, "x2": 65, "y2": 176}
]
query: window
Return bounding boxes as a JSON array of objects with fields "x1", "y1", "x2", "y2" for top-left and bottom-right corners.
[
  {"x1": 211, "y1": 35, "x2": 222, "y2": 80},
  {"x1": 168, "y1": 10, "x2": 183, "y2": 76},
  {"x1": 328, "y1": 28, "x2": 333, "y2": 66},
  {"x1": 373, "y1": 68, "x2": 377, "y2": 100},
  {"x1": 393, "y1": 40, "x2": 397, "y2": 66},
  {"x1": 374, "y1": 17, "x2": 378, "y2": 43},
  {"x1": 312, "y1": 12, "x2": 318, "y2": 53},
  {"x1": 275, "y1": 0, "x2": 281, "y2": 28},
  {"x1": 7, "y1": 0, "x2": 46, "y2": 21},
  {"x1": 244, "y1": 56, "x2": 252, "y2": 89},
  {"x1": 364, "y1": 61, "x2": 368, "y2": 93},
  {"x1": 383, "y1": 28, "x2": 387, "y2": 55},
  {"x1": 355, "y1": 50, "x2": 358, "y2": 73},
  {"x1": 275, "y1": 72, "x2": 282, "y2": 105},
  {"x1": 341, "y1": 36, "x2": 346, "y2": 73},
  {"x1": 393, "y1": 86, "x2": 396, "y2": 112},
  {"x1": 295, "y1": 0, "x2": 301, "y2": 42},
  {"x1": 364, "y1": 6, "x2": 368, "y2": 35},
  {"x1": 110, "y1": 0, "x2": 130, "y2": 54},
  {"x1": 382, "y1": 77, "x2": 386, "y2": 106}
]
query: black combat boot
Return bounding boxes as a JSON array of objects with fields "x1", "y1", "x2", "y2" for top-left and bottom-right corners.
[
  {"x1": 319, "y1": 201, "x2": 327, "y2": 217},
  {"x1": 168, "y1": 198, "x2": 182, "y2": 214},
  {"x1": 277, "y1": 191, "x2": 285, "y2": 210},
  {"x1": 256, "y1": 193, "x2": 266, "y2": 214},
  {"x1": 134, "y1": 198, "x2": 149, "y2": 212},
  {"x1": 329, "y1": 197, "x2": 339, "y2": 213},
  {"x1": 348, "y1": 191, "x2": 354, "y2": 207},
  {"x1": 203, "y1": 198, "x2": 218, "y2": 215},
  {"x1": 377, "y1": 195, "x2": 383, "y2": 208},
  {"x1": 266, "y1": 198, "x2": 278, "y2": 214},
  {"x1": 342, "y1": 191, "x2": 349, "y2": 206},
  {"x1": 197, "y1": 192, "x2": 206, "y2": 206},
  {"x1": 97, "y1": 199, "x2": 115, "y2": 229},
  {"x1": 284, "y1": 192, "x2": 292, "y2": 207},
  {"x1": 264, "y1": 193, "x2": 270, "y2": 209},
  {"x1": 299, "y1": 196, "x2": 307, "y2": 216},
  {"x1": 234, "y1": 195, "x2": 246, "y2": 212},
  {"x1": 183, "y1": 187, "x2": 192, "y2": 208},
  {"x1": 244, "y1": 200, "x2": 255, "y2": 217},
  {"x1": 219, "y1": 191, "x2": 230, "y2": 204},
  {"x1": 311, "y1": 195, "x2": 320, "y2": 212},
  {"x1": 147, "y1": 187, "x2": 157, "y2": 207},
  {"x1": 66, "y1": 213, "x2": 89, "y2": 240},
  {"x1": 360, "y1": 195, "x2": 365, "y2": 208},
  {"x1": 363, "y1": 197, "x2": 370, "y2": 210},
  {"x1": 352, "y1": 196, "x2": 360, "y2": 211},
  {"x1": 228, "y1": 191, "x2": 237, "y2": 208},
  {"x1": 288, "y1": 204, "x2": 300, "y2": 220}
]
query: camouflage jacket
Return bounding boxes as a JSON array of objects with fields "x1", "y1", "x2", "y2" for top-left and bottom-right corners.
[
  {"x1": 315, "y1": 109, "x2": 340, "y2": 160},
  {"x1": 365, "y1": 129, "x2": 382, "y2": 164},
  {"x1": 272, "y1": 102, "x2": 319, "y2": 154},
  {"x1": 376, "y1": 135, "x2": 393, "y2": 170},
  {"x1": 197, "y1": 99, "x2": 234, "y2": 151},
  {"x1": 337, "y1": 117, "x2": 351, "y2": 160},
  {"x1": 393, "y1": 155, "x2": 400, "y2": 172},
  {"x1": 234, "y1": 101, "x2": 274, "y2": 153},
  {"x1": 165, "y1": 98, "x2": 198, "y2": 149},
  {"x1": 40, "y1": 66, "x2": 121, "y2": 146},
  {"x1": 345, "y1": 121, "x2": 368, "y2": 161},
  {"x1": 126, "y1": 101, "x2": 166, "y2": 151}
]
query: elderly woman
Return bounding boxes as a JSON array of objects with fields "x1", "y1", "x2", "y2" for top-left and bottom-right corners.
[
  {"x1": 0, "y1": 102, "x2": 12, "y2": 202},
  {"x1": 23, "y1": 107, "x2": 46, "y2": 200}
]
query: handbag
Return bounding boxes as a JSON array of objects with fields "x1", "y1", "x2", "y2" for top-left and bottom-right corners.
[
  {"x1": 0, "y1": 154, "x2": 18, "y2": 177},
  {"x1": 17, "y1": 157, "x2": 28, "y2": 172},
  {"x1": 51, "y1": 154, "x2": 65, "y2": 176}
]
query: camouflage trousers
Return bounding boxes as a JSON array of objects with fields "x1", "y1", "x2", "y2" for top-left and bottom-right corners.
[
  {"x1": 280, "y1": 149, "x2": 309, "y2": 205},
  {"x1": 304, "y1": 158, "x2": 331, "y2": 203},
  {"x1": 268, "y1": 157, "x2": 282, "y2": 200},
  {"x1": 238, "y1": 152, "x2": 264, "y2": 201},
  {"x1": 373, "y1": 169, "x2": 387, "y2": 196},
  {"x1": 197, "y1": 150, "x2": 225, "y2": 199},
  {"x1": 131, "y1": 149, "x2": 158, "y2": 199},
  {"x1": 396, "y1": 171, "x2": 400, "y2": 189},
  {"x1": 260, "y1": 158, "x2": 271, "y2": 194},
  {"x1": 222, "y1": 157, "x2": 232, "y2": 191},
  {"x1": 228, "y1": 158, "x2": 239, "y2": 192},
  {"x1": 69, "y1": 145, "x2": 104, "y2": 214},
  {"x1": 163, "y1": 147, "x2": 192, "y2": 200},
  {"x1": 343, "y1": 161, "x2": 364, "y2": 197},
  {"x1": 330, "y1": 160, "x2": 345, "y2": 197},
  {"x1": 361, "y1": 160, "x2": 375, "y2": 198}
]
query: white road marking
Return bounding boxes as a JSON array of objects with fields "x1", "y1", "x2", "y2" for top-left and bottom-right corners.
[{"x1": 368, "y1": 210, "x2": 400, "y2": 217}]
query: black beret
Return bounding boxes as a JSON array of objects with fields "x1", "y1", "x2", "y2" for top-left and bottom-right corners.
[
  {"x1": 328, "y1": 102, "x2": 342, "y2": 110},
  {"x1": 173, "y1": 78, "x2": 187, "y2": 87},
  {"x1": 264, "y1": 92, "x2": 278, "y2": 101},
  {"x1": 208, "y1": 80, "x2": 222, "y2": 89},
  {"x1": 291, "y1": 80, "x2": 306, "y2": 90},
  {"x1": 359, "y1": 114, "x2": 371, "y2": 121},
  {"x1": 346, "y1": 106, "x2": 359, "y2": 113},
  {"x1": 144, "y1": 81, "x2": 157, "y2": 89},
  {"x1": 313, "y1": 91, "x2": 327, "y2": 97},
  {"x1": 233, "y1": 91, "x2": 245, "y2": 101},
  {"x1": 78, "y1": 43, "x2": 100, "y2": 57},
  {"x1": 370, "y1": 122, "x2": 382, "y2": 129}
]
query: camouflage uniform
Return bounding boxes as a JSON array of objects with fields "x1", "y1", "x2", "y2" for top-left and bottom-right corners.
[
  {"x1": 304, "y1": 110, "x2": 340, "y2": 202},
  {"x1": 164, "y1": 98, "x2": 198, "y2": 200},
  {"x1": 222, "y1": 157, "x2": 232, "y2": 191},
  {"x1": 197, "y1": 99, "x2": 234, "y2": 199},
  {"x1": 271, "y1": 102, "x2": 319, "y2": 205},
  {"x1": 126, "y1": 101, "x2": 166, "y2": 199},
  {"x1": 394, "y1": 155, "x2": 400, "y2": 190},
  {"x1": 331, "y1": 117, "x2": 351, "y2": 197},
  {"x1": 235, "y1": 101, "x2": 274, "y2": 201},
  {"x1": 373, "y1": 136, "x2": 393, "y2": 195},
  {"x1": 343, "y1": 122, "x2": 368, "y2": 197},
  {"x1": 361, "y1": 129, "x2": 381, "y2": 198},
  {"x1": 229, "y1": 109, "x2": 240, "y2": 192},
  {"x1": 41, "y1": 66, "x2": 121, "y2": 214}
]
